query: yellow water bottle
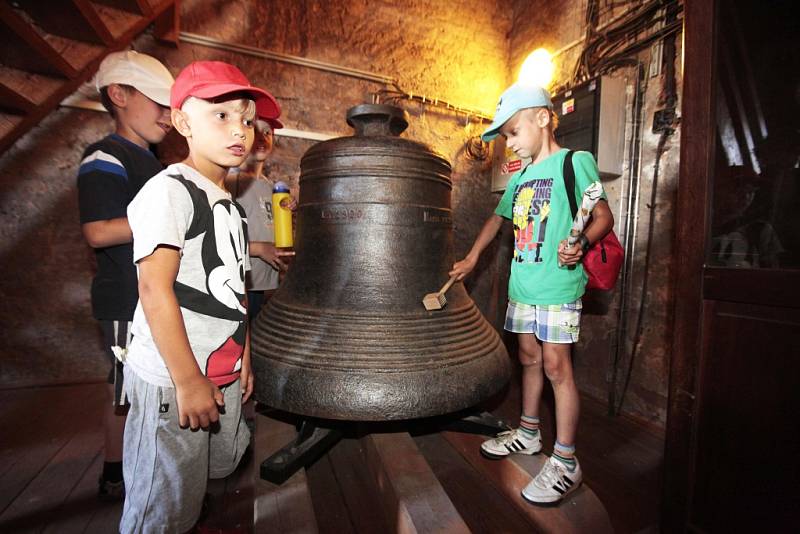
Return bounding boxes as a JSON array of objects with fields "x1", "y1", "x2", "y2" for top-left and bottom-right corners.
[{"x1": 272, "y1": 181, "x2": 293, "y2": 248}]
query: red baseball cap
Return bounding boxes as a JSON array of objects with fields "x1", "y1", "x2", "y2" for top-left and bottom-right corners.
[
  {"x1": 170, "y1": 61, "x2": 281, "y2": 120},
  {"x1": 262, "y1": 117, "x2": 284, "y2": 129}
]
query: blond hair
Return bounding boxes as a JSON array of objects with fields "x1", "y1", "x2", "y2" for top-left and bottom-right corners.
[
  {"x1": 549, "y1": 109, "x2": 559, "y2": 131},
  {"x1": 521, "y1": 106, "x2": 559, "y2": 132},
  {"x1": 181, "y1": 95, "x2": 257, "y2": 121}
]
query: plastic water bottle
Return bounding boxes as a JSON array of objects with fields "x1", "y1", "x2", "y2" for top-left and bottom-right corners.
[{"x1": 272, "y1": 181, "x2": 293, "y2": 248}]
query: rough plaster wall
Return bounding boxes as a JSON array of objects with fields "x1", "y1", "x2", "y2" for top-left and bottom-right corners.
[
  {"x1": 510, "y1": 0, "x2": 587, "y2": 85},
  {"x1": 0, "y1": 0, "x2": 512, "y2": 387},
  {"x1": 507, "y1": 0, "x2": 682, "y2": 425},
  {"x1": 0, "y1": 110, "x2": 115, "y2": 386},
  {"x1": 181, "y1": 0, "x2": 511, "y2": 118},
  {"x1": 617, "y1": 65, "x2": 681, "y2": 424}
]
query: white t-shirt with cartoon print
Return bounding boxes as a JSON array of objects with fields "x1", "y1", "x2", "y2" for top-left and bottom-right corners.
[{"x1": 126, "y1": 163, "x2": 251, "y2": 388}]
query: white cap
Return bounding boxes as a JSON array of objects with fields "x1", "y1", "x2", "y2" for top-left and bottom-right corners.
[{"x1": 95, "y1": 50, "x2": 174, "y2": 107}]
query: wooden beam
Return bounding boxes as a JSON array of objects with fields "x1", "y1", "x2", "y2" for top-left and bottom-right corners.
[
  {"x1": 92, "y1": 0, "x2": 152, "y2": 16},
  {"x1": 324, "y1": 437, "x2": 391, "y2": 531},
  {"x1": 0, "y1": 82, "x2": 35, "y2": 114},
  {"x1": 12, "y1": 0, "x2": 111, "y2": 45},
  {"x1": 73, "y1": 0, "x2": 116, "y2": 45},
  {"x1": 442, "y1": 431, "x2": 614, "y2": 534},
  {"x1": 362, "y1": 431, "x2": 470, "y2": 534},
  {"x1": 662, "y1": 0, "x2": 716, "y2": 531},
  {"x1": 0, "y1": 0, "x2": 176, "y2": 155},
  {"x1": 152, "y1": 0, "x2": 179, "y2": 46},
  {"x1": 0, "y1": 113, "x2": 23, "y2": 141},
  {"x1": 0, "y1": 3, "x2": 77, "y2": 78}
]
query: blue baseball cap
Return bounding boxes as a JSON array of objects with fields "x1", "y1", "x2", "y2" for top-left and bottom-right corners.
[{"x1": 481, "y1": 83, "x2": 553, "y2": 142}]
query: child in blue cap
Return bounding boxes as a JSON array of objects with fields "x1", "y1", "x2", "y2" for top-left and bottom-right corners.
[{"x1": 450, "y1": 82, "x2": 614, "y2": 505}]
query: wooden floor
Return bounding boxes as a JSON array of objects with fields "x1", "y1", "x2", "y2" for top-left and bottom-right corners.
[{"x1": 0, "y1": 382, "x2": 663, "y2": 533}]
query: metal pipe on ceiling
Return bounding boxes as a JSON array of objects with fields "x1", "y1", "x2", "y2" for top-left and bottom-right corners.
[{"x1": 179, "y1": 32, "x2": 397, "y2": 86}]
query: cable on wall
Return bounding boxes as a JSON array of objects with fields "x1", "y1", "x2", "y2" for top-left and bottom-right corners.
[
  {"x1": 606, "y1": 0, "x2": 681, "y2": 417},
  {"x1": 560, "y1": 0, "x2": 683, "y2": 92}
]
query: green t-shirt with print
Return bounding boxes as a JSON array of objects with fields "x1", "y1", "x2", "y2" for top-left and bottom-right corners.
[{"x1": 495, "y1": 148, "x2": 605, "y2": 305}]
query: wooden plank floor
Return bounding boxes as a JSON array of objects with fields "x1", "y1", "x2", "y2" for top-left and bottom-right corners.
[
  {"x1": 412, "y1": 433, "x2": 536, "y2": 533},
  {"x1": 0, "y1": 382, "x2": 664, "y2": 533},
  {"x1": 487, "y1": 376, "x2": 665, "y2": 534},
  {"x1": 307, "y1": 434, "x2": 391, "y2": 533},
  {"x1": 0, "y1": 384, "x2": 121, "y2": 534}
]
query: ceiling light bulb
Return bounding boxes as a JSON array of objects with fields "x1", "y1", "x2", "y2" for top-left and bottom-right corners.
[{"x1": 519, "y1": 48, "x2": 554, "y2": 88}]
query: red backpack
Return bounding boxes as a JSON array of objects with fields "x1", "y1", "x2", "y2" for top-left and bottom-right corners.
[{"x1": 563, "y1": 151, "x2": 624, "y2": 291}]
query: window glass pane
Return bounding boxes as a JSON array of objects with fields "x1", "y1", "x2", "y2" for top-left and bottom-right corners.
[{"x1": 709, "y1": 0, "x2": 800, "y2": 269}]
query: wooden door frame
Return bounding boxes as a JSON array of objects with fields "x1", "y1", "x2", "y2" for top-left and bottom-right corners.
[{"x1": 662, "y1": 0, "x2": 716, "y2": 530}]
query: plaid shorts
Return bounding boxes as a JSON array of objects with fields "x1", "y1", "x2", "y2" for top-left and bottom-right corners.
[{"x1": 504, "y1": 299, "x2": 583, "y2": 343}]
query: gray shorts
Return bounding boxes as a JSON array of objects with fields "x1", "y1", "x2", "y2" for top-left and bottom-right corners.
[{"x1": 120, "y1": 370, "x2": 251, "y2": 534}]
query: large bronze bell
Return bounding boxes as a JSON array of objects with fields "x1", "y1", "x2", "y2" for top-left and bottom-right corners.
[{"x1": 251, "y1": 104, "x2": 510, "y2": 421}]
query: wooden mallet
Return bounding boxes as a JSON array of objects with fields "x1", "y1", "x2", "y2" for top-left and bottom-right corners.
[{"x1": 422, "y1": 275, "x2": 458, "y2": 311}]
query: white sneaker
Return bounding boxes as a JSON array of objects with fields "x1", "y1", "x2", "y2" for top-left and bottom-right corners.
[
  {"x1": 480, "y1": 428, "x2": 542, "y2": 459},
  {"x1": 522, "y1": 456, "x2": 582, "y2": 505}
]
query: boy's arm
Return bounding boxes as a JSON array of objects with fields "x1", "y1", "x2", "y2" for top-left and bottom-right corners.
[
  {"x1": 137, "y1": 245, "x2": 225, "y2": 429},
  {"x1": 77, "y1": 147, "x2": 134, "y2": 248},
  {"x1": 241, "y1": 320, "x2": 254, "y2": 403},
  {"x1": 249, "y1": 241, "x2": 295, "y2": 270},
  {"x1": 583, "y1": 199, "x2": 614, "y2": 244},
  {"x1": 81, "y1": 217, "x2": 133, "y2": 248},
  {"x1": 450, "y1": 214, "x2": 504, "y2": 280},
  {"x1": 246, "y1": 192, "x2": 298, "y2": 269},
  {"x1": 558, "y1": 200, "x2": 615, "y2": 265}
]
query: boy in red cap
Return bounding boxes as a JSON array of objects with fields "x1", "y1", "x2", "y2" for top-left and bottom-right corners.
[{"x1": 120, "y1": 61, "x2": 281, "y2": 533}]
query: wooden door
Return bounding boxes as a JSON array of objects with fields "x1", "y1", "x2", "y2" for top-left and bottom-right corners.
[{"x1": 664, "y1": 0, "x2": 800, "y2": 531}]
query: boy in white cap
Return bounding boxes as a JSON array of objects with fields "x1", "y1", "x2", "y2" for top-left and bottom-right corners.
[
  {"x1": 121, "y1": 61, "x2": 281, "y2": 532},
  {"x1": 450, "y1": 82, "x2": 614, "y2": 505},
  {"x1": 76, "y1": 49, "x2": 173, "y2": 500}
]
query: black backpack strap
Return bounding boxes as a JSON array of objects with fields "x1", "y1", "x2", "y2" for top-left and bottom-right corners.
[{"x1": 563, "y1": 150, "x2": 578, "y2": 220}]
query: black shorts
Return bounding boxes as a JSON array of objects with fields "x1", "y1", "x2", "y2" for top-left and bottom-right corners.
[{"x1": 99, "y1": 320, "x2": 132, "y2": 406}]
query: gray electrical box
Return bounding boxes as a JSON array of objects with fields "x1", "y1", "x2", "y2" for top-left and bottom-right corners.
[{"x1": 491, "y1": 75, "x2": 627, "y2": 192}]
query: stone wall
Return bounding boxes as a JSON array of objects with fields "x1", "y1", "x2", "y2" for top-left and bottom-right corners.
[
  {"x1": 0, "y1": 109, "x2": 114, "y2": 386},
  {"x1": 0, "y1": 0, "x2": 512, "y2": 387}
]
